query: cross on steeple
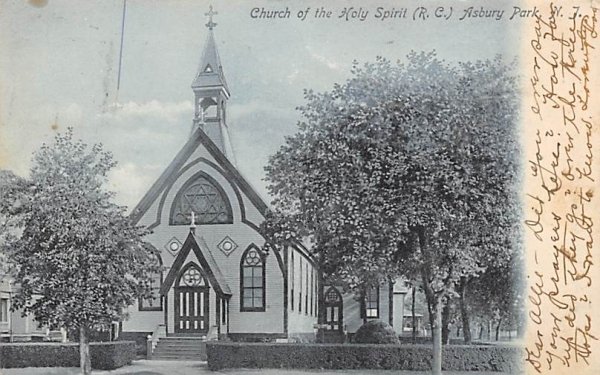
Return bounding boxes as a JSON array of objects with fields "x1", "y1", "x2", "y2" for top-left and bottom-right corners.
[{"x1": 205, "y1": 5, "x2": 217, "y2": 30}]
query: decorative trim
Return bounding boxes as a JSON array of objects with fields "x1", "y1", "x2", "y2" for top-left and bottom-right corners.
[
  {"x1": 160, "y1": 231, "x2": 232, "y2": 297},
  {"x1": 141, "y1": 155, "x2": 287, "y2": 277},
  {"x1": 239, "y1": 244, "x2": 266, "y2": 312},
  {"x1": 164, "y1": 293, "x2": 169, "y2": 334},
  {"x1": 217, "y1": 236, "x2": 238, "y2": 256},
  {"x1": 165, "y1": 237, "x2": 182, "y2": 255},
  {"x1": 130, "y1": 128, "x2": 269, "y2": 226}
]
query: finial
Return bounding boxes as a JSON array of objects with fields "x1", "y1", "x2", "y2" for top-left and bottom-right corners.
[{"x1": 205, "y1": 5, "x2": 218, "y2": 30}]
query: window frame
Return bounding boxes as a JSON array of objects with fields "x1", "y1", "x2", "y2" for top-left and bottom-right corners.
[
  {"x1": 240, "y1": 245, "x2": 266, "y2": 312},
  {"x1": 169, "y1": 171, "x2": 234, "y2": 226},
  {"x1": 364, "y1": 285, "x2": 380, "y2": 319},
  {"x1": 138, "y1": 251, "x2": 164, "y2": 312},
  {"x1": 0, "y1": 298, "x2": 8, "y2": 323}
]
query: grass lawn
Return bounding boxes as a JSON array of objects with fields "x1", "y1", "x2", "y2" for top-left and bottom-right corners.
[{"x1": 0, "y1": 360, "x2": 514, "y2": 375}]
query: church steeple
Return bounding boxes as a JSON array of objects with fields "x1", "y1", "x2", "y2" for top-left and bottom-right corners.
[{"x1": 192, "y1": 6, "x2": 235, "y2": 162}]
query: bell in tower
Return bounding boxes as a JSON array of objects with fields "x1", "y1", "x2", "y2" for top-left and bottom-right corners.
[{"x1": 191, "y1": 6, "x2": 235, "y2": 163}]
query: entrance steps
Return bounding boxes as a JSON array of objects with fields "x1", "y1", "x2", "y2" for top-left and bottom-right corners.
[{"x1": 151, "y1": 337, "x2": 207, "y2": 361}]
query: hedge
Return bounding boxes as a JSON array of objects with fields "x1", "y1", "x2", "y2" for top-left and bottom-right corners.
[
  {"x1": 207, "y1": 342, "x2": 523, "y2": 372},
  {"x1": 0, "y1": 341, "x2": 136, "y2": 370}
]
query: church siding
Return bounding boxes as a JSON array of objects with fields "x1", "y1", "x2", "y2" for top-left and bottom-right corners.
[
  {"x1": 287, "y1": 246, "x2": 318, "y2": 339},
  {"x1": 228, "y1": 247, "x2": 284, "y2": 334}
]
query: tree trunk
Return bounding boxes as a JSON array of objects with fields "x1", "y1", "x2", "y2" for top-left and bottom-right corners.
[
  {"x1": 426, "y1": 292, "x2": 434, "y2": 336},
  {"x1": 458, "y1": 277, "x2": 472, "y2": 344},
  {"x1": 478, "y1": 323, "x2": 484, "y2": 340},
  {"x1": 79, "y1": 326, "x2": 91, "y2": 375},
  {"x1": 441, "y1": 300, "x2": 450, "y2": 345},
  {"x1": 431, "y1": 298, "x2": 443, "y2": 375},
  {"x1": 416, "y1": 226, "x2": 442, "y2": 375},
  {"x1": 495, "y1": 319, "x2": 502, "y2": 341},
  {"x1": 411, "y1": 287, "x2": 417, "y2": 344}
]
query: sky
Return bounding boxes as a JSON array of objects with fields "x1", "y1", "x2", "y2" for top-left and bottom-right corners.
[{"x1": 0, "y1": 0, "x2": 522, "y2": 209}]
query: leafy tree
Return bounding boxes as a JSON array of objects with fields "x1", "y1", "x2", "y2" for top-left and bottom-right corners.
[
  {"x1": 262, "y1": 52, "x2": 520, "y2": 375},
  {"x1": 0, "y1": 130, "x2": 160, "y2": 375},
  {"x1": 0, "y1": 170, "x2": 25, "y2": 276}
]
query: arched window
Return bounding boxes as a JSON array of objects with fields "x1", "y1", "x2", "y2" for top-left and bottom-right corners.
[
  {"x1": 240, "y1": 246, "x2": 265, "y2": 312},
  {"x1": 170, "y1": 172, "x2": 233, "y2": 225},
  {"x1": 324, "y1": 286, "x2": 343, "y2": 331},
  {"x1": 139, "y1": 252, "x2": 163, "y2": 311}
]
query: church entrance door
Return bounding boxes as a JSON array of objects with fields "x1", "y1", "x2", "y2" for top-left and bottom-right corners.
[{"x1": 174, "y1": 263, "x2": 210, "y2": 334}]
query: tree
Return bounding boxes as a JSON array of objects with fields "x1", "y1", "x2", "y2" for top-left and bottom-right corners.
[
  {"x1": 0, "y1": 129, "x2": 160, "y2": 375},
  {"x1": 0, "y1": 170, "x2": 26, "y2": 278},
  {"x1": 262, "y1": 52, "x2": 520, "y2": 375}
]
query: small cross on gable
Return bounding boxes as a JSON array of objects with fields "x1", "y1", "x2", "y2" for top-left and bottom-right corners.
[{"x1": 190, "y1": 211, "x2": 197, "y2": 228}]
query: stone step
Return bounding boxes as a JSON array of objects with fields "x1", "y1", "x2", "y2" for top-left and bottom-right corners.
[
  {"x1": 150, "y1": 338, "x2": 207, "y2": 361},
  {"x1": 154, "y1": 345, "x2": 205, "y2": 352},
  {"x1": 152, "y1": 354, "x2": 205, "y2": 360},
  {"x1": 154, "y1": 351, "x2": 205, "y2": 357}
]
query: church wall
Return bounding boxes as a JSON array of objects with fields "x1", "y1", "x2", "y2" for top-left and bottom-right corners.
[
  {"x1": 124, "y1": 143, "x2": 286, "y2": 337},
  {"x1": 228, "y1": 249, "x2": 284, "y2": 335},
  {"x1": 287, "y1": 247, "x2": 318, "y2": 338},
  {"x1": 122, "y1": 307, "x2": 163, "y2": 333}
]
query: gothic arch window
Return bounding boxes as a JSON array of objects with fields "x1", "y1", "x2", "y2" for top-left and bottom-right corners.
[
  {"x1": 139, "y1": 251, "x2": 163, "y2": 311},
  {"x1": 240, "y1": 245, "x2": 265, "y2": 312},
  {"x1": 324, "y1": 286, "x2": 343, "y2": 331},
  {"x1": 169, "y1": 172, "x2": 233, "y2": 225}
]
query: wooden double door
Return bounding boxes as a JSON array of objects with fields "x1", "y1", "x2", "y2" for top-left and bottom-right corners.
[{"x1": 174, "y1": 263, "x2": 210, "y2": 334}]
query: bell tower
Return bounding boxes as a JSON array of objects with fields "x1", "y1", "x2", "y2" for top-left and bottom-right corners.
[{"x1": 192, "y1": 6, "x2": 235, "y2": 162}]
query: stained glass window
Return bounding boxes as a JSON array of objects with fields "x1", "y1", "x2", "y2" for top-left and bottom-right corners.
[
  {"x1": 170, "y1": 174, "x2": 232, "y2": 225},
  {"x1": 178, "y1": 264, "x2": 207, "y2": 287},
  {"x1": 241, "y1": 247, "x2": 265, "y2": 311}
]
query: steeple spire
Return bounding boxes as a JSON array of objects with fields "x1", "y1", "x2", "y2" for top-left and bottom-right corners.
[
  {"x1": 191, "y1": 6, "x2": 235, "y2": 163},
  {"x1": 191, "y1": 7, "x2": 229, "y2": 93}
]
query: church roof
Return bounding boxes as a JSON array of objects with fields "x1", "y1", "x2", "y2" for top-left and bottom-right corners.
[
  {"x1": 191, "y1": 29, "x2": 229, "y2": 94},
  {"x1": 129, "y1": 127, "x2": 269, "y2": 224},
  {"x1": 160, "y1": 229, "x2": 232, "y2": 297}
]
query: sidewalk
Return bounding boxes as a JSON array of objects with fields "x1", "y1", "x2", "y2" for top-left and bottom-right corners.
[{"x1": 0, "y1": 360, "x2": 514, "y2": 375}]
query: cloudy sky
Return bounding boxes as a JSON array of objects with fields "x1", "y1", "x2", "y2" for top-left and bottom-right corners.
[{"x1": 0, "y1": 0, "x2": 522, "y2": 209}]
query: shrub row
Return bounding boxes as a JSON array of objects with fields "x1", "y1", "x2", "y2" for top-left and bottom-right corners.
[
  {"x1": 207, "y1": 342, "x2": 522, "y2": 372},
  {"x1": 0, "y1": 341, "x2": 136, "y2": 370}
]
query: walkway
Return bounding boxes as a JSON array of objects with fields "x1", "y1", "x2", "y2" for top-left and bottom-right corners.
[{"x1": 0, "y1": 360, "x2": 513, "y2": 375}]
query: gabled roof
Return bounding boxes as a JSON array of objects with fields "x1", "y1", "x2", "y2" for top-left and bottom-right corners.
[
  {"x1": 160, "y1": 229, "x2": 232, "y2": 297},
  {"x1": 192, "y1": 30, "x2": 229, "y2": 94},
  {"x1": 129, "y1": 127, "x2": 269, "y2": 224}
]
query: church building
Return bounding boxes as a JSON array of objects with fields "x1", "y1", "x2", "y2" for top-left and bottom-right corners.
[{"x1": 119, "y1": 9, "x2": 405, "y2": 358}]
